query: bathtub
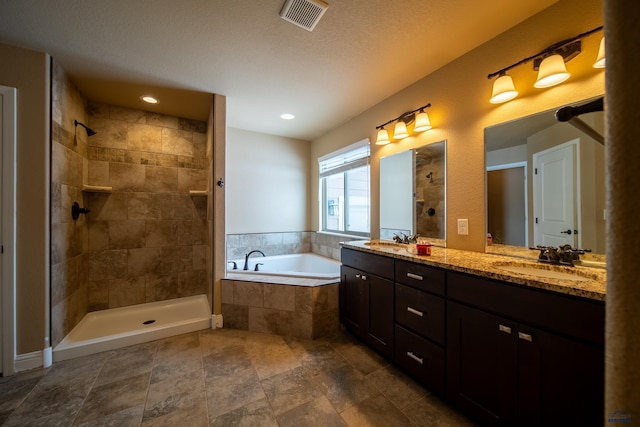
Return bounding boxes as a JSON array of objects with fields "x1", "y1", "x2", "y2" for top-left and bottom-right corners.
[
  {"x1": 226, "y1": 252, "x2": 341, "y2": 280},
  {"x1": 52, "y1": 294, "x2": 211, "y2": 362}
]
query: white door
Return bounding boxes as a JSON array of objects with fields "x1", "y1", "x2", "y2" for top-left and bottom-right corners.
[{"x1": 533, "y1": 140, "x2": 578, "y2": 247}]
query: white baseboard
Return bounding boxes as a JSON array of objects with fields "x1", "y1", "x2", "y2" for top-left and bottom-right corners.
[
  {"x1": 14, "y1": 349, "x2": 45, "y2": 373},
  {"x1": 212, "y1": 314, "x2": 223, "y2": 329}
]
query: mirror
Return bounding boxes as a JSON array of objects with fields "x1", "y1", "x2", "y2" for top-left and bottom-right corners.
[
  {"x1": 485, "y1": 97, "x2": 605, "y2": 258},
  {"x1": 380, "y1": 140, "x2": 446, "y2": 245}
]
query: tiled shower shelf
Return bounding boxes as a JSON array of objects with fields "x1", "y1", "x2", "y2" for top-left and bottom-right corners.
[
  {"x1": 189, "y1": 190, "x2": 208, "y2": 196},
  {"x1": 82, "y1": 185, "x2": 112, "y2": 193}
]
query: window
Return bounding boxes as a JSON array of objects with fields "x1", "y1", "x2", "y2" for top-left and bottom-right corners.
[{"x1": 319, "y1": 140, "x2": 370, "y2": 236}]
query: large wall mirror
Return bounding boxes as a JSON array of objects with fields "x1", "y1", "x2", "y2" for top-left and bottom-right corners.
[
  {"x1": 380, "y1": 140, "x2": 446, "y2": 245},
  {"x1": 485, "y1": 97, "x2": 605, "y2": 258}
]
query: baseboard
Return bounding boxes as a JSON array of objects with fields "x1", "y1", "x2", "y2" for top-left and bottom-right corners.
[
  {"x1": 14, "y1": 349, "x2": 46, "y2": 373},
  {"x1": 212, "y1": 314, "x2": 223, "y2": 329}
]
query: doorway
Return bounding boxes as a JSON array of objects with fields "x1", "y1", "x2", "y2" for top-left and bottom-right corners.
[{"x1": 487, "y1": 162, "x2": 527, "y2": 246}]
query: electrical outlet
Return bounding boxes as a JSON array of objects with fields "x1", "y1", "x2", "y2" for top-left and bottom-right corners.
[{"x1": 457, "y1": 219, "x2": 469, "y2": 235}]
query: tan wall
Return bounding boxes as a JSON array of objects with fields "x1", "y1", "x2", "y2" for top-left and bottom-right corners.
[
  {"x1": 226, "y1": 127, "x2": 310, "y2": 234},
  {"x1": 0, "y1": 43, "x2": 50, "y2": 354},
  {"x1": 310, "y1": 0, "x2": 604, "y2": 253}
]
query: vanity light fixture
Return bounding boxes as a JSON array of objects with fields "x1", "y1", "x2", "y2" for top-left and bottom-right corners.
[
  {"x1": 375, "y1": 102, "x2": 432, "y2": 144},
  {"x1": 487, "y1": 26, "x2": 603, "y2": 104},
  {"x1": 593, "y1": 37, "x2": 605, "y2": 68}
]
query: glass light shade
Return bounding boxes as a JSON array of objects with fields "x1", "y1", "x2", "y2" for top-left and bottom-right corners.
[
  {"x1": 375, "y1": 128, "x2": 390, "y2": 145},
  {"x1": 489, "y1": 75, "x2": 519, "y2": 104},
  {"x1": 593, "y1": 37, "x2": 605, "y2": 68},
  {"x1": 534, "y1": 54, "x2": 570, "y2": 88},
  {"x1": 393, "y1": 121, "x2": 409, "y2": 139},
  {"x1": 413, "y1": 111, "x2": 432, "y2": 132}
]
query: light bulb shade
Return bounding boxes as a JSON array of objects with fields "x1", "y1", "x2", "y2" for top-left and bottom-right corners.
[
  {"x1": 593, "y1": 37, "x2": 605, "y2": 68},
  {"x1": 534, "y1": 54, "x2": 570, "y2": 88},
  {"x1": 393, "y1": 121, "x2": 409, "y2": 139},
  {"x1": 375, "y1": 128, "x2": 390, "y2": 145},
  {"x1": 490, "y1": 74, "x2": 519, "y2": 104},
  {"x1": 413, "y1": 111, "x2": 432, "y2": 132}
]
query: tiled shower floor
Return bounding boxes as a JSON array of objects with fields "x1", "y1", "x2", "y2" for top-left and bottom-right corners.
[{"x1": 0, "y1": 328, "x2": 477, "y2": 426}]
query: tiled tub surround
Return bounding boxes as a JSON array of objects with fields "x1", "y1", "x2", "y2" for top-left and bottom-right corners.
[
  {"x1": 223, "y1": 232, "x2": 356, "y2": 339},
  {"x1": 342, "y1": 240, "x2": 606, "y2": 301},
  {"x1": 227, "y1": 231, "x2": 359, "y2": 262},
  {"x1": 221, "y1": 278, "x2": 340, "y2": 339}
]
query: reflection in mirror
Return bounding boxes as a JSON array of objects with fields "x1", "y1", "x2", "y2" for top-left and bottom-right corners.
[
  {"x1": 380, "y1": 141, "x2": 446, "y2": 244},
  {"x1": 485, "y1": 97, "x2": 605, "y2": 259}
]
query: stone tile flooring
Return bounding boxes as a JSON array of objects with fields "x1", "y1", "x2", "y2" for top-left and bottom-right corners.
[{"x1": 0, "y1": 328, "x2": 477, "y2": 426}]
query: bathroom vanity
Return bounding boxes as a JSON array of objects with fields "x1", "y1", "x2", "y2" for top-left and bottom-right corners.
[{"x1": 340, "y1": 241, "x2": 605, "y2": 426}]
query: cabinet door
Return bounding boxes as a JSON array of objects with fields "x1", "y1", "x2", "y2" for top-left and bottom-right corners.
[
  {"x1": 365, "y1": 274, "x2": 394, "y2": 358},
  {"x1": 340, "y1": 265, "x2": 367, "y2": 338},
  {"x1": 518, "y1": 325, "x2": 604, "y2": 427},
  {"x1": 447, "y1": 302, "x2": 518, "y2": 426}
]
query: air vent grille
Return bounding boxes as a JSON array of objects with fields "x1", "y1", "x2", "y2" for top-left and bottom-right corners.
[{"x1": 280, "y1": 0, "x2": 329, "y2": 32}]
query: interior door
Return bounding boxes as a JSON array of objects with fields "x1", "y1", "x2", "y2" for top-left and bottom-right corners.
[
  {"x1": 533, "y1": 141, "x2": 578, "y2": 247},
  {"x1": 487, "y1": 165, "x2": 527, "y2": 246}
]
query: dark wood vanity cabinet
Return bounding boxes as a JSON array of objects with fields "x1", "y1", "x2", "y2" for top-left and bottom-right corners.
[
  {"x1": 340, "y1": 248, "x2": 605, "y2": 426},
  {"x1": 340, "y1": 248, "x2": 394, "y2": 358},
  {"x1": 446, "y1": 271, "x2": 604, "y2": 427},
  {"x1": 393, "y1": 260, "x2": 447, "y2": 394}
]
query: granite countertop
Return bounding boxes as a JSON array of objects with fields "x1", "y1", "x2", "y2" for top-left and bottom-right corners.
[{"x1": 341, "y1": 240, "x2": 606, "y2": 302}]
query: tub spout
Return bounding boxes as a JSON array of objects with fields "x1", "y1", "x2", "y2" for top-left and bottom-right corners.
[{"x1": 243, "y1": 250, "x2": 266, "y2": 270}]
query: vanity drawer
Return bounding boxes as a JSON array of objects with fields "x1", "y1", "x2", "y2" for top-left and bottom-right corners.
[
  {"x1": 395, "y1": 260, "x2": 445, "y2": 295},
  {"x1": 341, "y1": 248, "x2": 394, "y2": 280},
  {"x1": 395, "y1": 284, "x2": 445, "y2": 345},
  {"x1": 395, "y1": 324, "x2": 445, "y2": 395}
]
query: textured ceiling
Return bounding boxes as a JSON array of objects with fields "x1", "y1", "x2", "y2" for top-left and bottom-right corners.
[{"x1": 0, "y1": 0, "x2": 556, "y2": 140}]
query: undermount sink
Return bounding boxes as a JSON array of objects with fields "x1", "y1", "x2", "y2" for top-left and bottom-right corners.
[{"x1": 494, "y1": 263, "x2": 593, "y2": 282}]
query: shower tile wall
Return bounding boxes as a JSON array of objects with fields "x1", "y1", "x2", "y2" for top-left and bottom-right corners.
[
  {"x1": 85, "y1": 102, "x2": 209, "y2": 312},
  {"x1": 415, "y1": 150, "x2": 445, "y2": 239},
  {"x1": 51, "y1": 61, "x2": 90, "y2": 346}
]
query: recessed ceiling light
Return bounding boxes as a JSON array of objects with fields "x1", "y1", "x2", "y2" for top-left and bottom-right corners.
[
  {"x1": 280, "y1": 113, "x2": 295, "y2": 120},
  {"x1": 140, "y1": 96, "x2": 159, "y2": 104}
]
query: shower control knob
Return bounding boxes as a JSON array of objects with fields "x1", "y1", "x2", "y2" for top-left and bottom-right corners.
[{"x1": 71, "y1": 202, "x2": 91, "y2": 220}]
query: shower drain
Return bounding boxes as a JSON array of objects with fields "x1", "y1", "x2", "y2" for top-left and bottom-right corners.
[{"x1": 142, "y1": 319, "x2": 156, "y2": 325}]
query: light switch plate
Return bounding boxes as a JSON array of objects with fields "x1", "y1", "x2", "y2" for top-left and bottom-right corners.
[{"x1": 457, "y1": 218, "x2": 469, "y2": 235}]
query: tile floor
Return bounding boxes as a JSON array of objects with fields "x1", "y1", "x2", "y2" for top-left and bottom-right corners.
[{"x1": 0, "y1": 328, "x2": 477, "y2": 426}]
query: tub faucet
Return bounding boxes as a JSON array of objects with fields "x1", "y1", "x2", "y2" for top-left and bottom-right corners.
[
  {"x1": 243, "y1": 250, "x2": 266, "y2": 270},
  {"x1": 227, "y1": 261, "x2": 238, "y2": 270}
]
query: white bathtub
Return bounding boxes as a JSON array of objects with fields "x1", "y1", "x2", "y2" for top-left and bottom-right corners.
[
  {"x1": 52, "y1": 294, "x2": 211, "y2": 362},
  {"x1": 227, "y1": 253, "x2": 340, "y2": 280}
]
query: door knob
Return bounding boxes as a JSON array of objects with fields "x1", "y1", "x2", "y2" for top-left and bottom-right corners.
[{"x1": 560, "y1": 229, "x2": 572, "y2": 234}]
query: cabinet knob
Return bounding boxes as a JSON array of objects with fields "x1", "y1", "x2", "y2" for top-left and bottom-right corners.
[
  {"x1": 361, "y1": 275, "x2": 367, "y2": 280},
  {"x1": 518, "y1": 332, "x2": 533, "y2": 342},
  {"x1": 407, "y1": 306, "x2": 424, "y2": 317},
  {"x1": 355, "y1": 274, "x2": 361, "y2": 279},
  {"x1": 406, "y1": 351, "x2": 424, "y2": 365},
  {"x1": 498, "y1": 324, "x2": 512, "y2": 334}
]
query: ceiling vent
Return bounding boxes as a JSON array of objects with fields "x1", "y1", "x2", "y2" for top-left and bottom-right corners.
[{"x1": 279, "y1": 0, "x2": 329, "y2": 32}]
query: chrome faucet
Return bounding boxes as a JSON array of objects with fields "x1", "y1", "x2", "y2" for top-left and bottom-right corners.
[{"x1": 243, "y1": 250, "x2": 266, "y2": 270}]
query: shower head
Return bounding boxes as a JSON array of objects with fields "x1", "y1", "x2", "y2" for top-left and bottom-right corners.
[{"x1": 74, "y1": 120, "x2": 97, "y2": 136}]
